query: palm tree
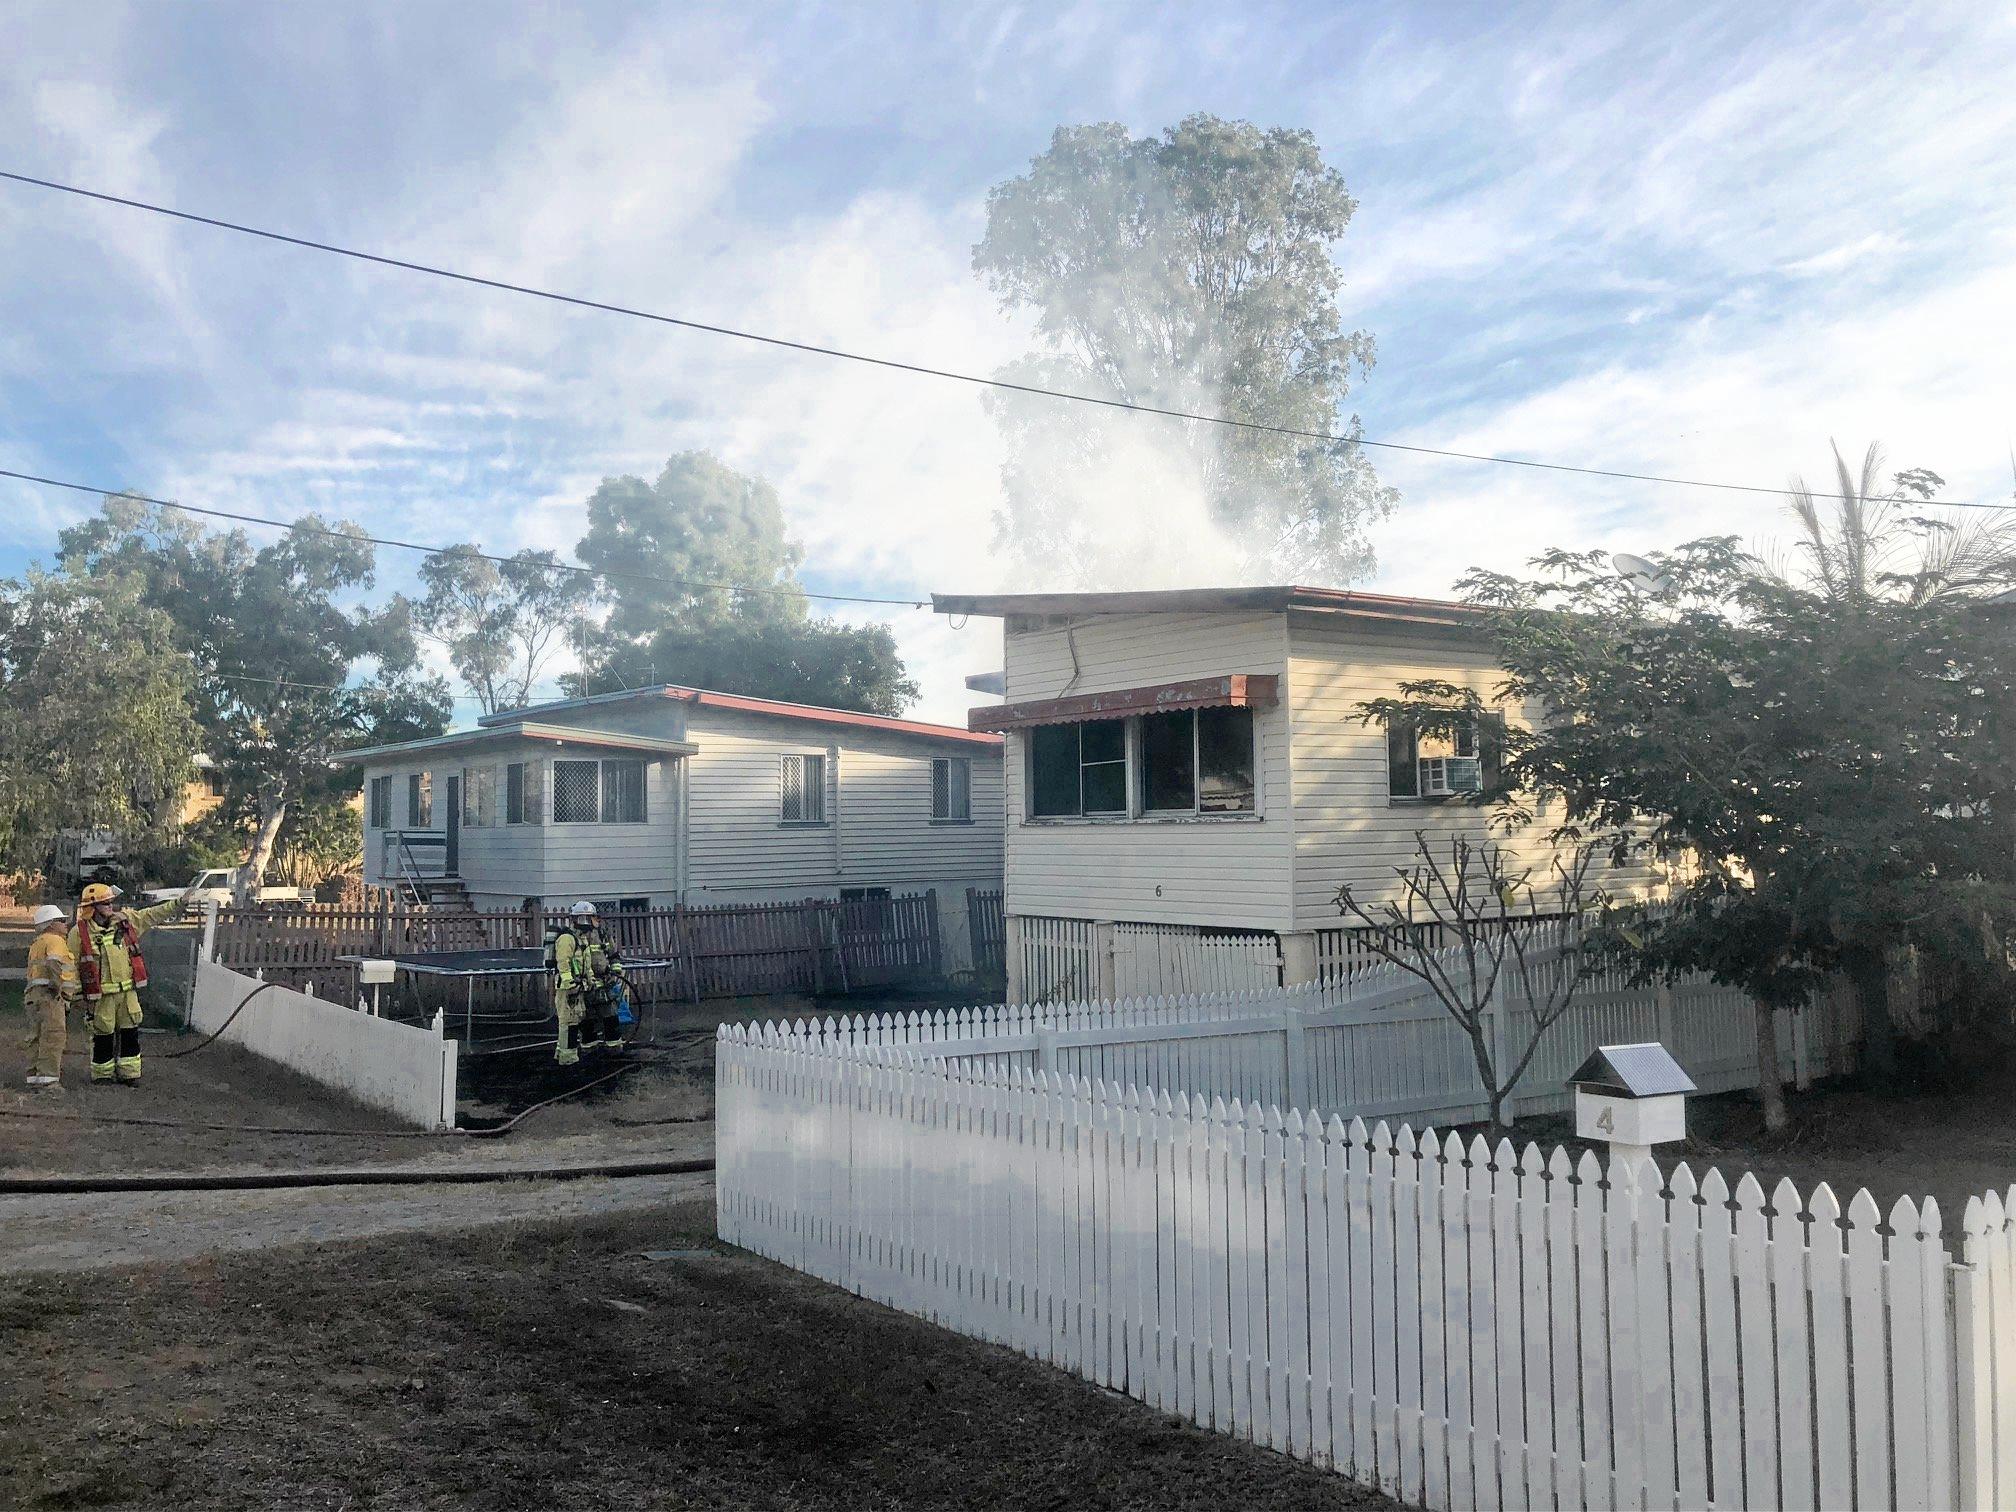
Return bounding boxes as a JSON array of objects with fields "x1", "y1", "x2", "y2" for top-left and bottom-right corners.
[
  {"x1": 1782, "y1": 441, "x2": 2016, "y2": 606},
  {"x1": 1774, "y1": 443, "x2": 2016, "y2": 1077}
]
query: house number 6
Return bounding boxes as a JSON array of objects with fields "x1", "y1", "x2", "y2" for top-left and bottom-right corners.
[{"x1": 1154, "y1": 884, "x2": 1163, "y2": 897}]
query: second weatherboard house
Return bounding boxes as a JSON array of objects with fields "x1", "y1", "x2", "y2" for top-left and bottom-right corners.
[
  {"x1": 936, "y1": 585, "x2": 1663, "y2": 1004},
  {"x1": 342, "y1": 684, "x2": 1004, "y2": 971}
]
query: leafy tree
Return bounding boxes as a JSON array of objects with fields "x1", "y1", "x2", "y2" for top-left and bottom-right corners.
[
  {"x1": 0, "y1": 569, "x2": 200, "y2": 879},
  {"x1": 974, "y1": 114, "x2": 1395, "y2": 586},
  {"x1": 567, "y1": 452, "x2": 918, "y2": 714},
  {"x1": 416, "y1": 544, "x2": 593, "y2": 715},
  {"x1": 58, "y1": 498, "x2": 451, "y2": 895},
  {"x1": 1362, "y1": 521, "x2": 2016, "y2": 1131}
]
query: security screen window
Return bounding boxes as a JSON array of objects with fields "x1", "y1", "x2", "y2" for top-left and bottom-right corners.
[
  {"x1": 781, "y1": 754, "x2": 826, "y2": 823},
  {"x1": 1029, "y1": 719, "x2": 1127, "y2": 817},
  {"x1": 931, "y1": 756, "x2": 972, "y2": 821},
  {"x1": 552, "y1": 759, "x2": 600, "y2": 823}
]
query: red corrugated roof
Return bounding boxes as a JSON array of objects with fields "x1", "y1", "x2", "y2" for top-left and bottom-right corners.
[{"x1": 668, "y1": 686, "x2": 1002, "y2": 746}]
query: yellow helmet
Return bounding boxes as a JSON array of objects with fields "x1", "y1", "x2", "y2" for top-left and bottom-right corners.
[{"x1": 80, "y1": 882, "x2": 123, "y2": 906}]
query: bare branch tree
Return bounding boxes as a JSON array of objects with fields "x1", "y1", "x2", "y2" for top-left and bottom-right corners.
[{"x1": 1335, "y1": 831, "x2": 1611, "y2": 1128}]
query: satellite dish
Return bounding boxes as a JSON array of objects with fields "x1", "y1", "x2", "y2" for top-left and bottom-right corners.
[{"x1": 1613, "y1": 552, "x2": 1674, "y2": 594}]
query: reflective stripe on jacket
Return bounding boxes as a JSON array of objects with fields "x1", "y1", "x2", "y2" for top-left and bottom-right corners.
[
  {"x1": 66, "y1": 898, "x2": 182, "y2": 993},
  {"x1": 25, "y1": 931, "x2": 79, "y2": 1000}
]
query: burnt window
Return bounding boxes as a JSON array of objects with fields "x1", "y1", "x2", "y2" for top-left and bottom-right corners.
[{"x1": 1141, "y1": 707, "x2": 1255, "y2": 814}]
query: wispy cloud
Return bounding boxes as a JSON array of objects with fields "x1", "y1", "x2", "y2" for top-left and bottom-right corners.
[{"x1": 3, "y1": 0, "x2": 2015, "y2": 728}]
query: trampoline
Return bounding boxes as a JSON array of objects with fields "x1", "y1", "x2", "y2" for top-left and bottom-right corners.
[{"x1": 340, "y1": 949, "x2": 677, "y2": 1052}]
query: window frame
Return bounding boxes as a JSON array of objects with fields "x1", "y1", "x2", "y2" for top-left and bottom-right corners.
[
  {"x1": 1137, "y1": 706, "x2": 1257, "y2": 817},
  {"x1": 931, "y1": 756, "x2": 973, "y2": 822},
  {"x1": 407, "y1": 771, "x2": 432, "y2": 828},
  {"x1": 1025, "y1": 708, "x2": 1260, "y2": 823},
  {"x1": 505, "y1": 762, "x2": 527, "y2": 826},
  {"x1": 462, "y1": 765, "x2": 496, "y2": 829},
  {"x1": 599, "y1": 758, "x2": 648, "y2": 825},
  {"x1": 550, "y1": 758, "x2": 650, "y2": 826},
  {"x1": 1384, "y1": 712, "x2": 1503, "y2": 801},
  {"x1": 368, "y1": 775, "x2": 391, "y2": 830},
  {"x1": 551, "y1": 759, "x2": 602, "y2": 825},
  {"x1": 780, "y1": 753, "x2": 828, "y2": 826}
]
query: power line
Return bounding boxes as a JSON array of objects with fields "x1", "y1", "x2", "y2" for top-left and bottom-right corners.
[
  {"x1": 1, "y1": 167, "x2": 2006, "y2": 511},
  {"x1": 209, "y1": 670, "x2": 540, "y2": 706},
  {"x1": 0, "y1": 468, "x2": 931, "y2": 609}
]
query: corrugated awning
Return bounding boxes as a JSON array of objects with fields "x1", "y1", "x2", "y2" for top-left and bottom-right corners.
[{"x1": 967, "y1": 673, "x2": 1279, "y2": 733}]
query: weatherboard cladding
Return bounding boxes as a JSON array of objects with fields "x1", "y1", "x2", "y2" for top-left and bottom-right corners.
[
  {"x1": 1000, "y1": 611, "x2": 1295, "y2": 931},
  {"x1": 359, "y1": 694, "x2": 1003, "y2": 905}
]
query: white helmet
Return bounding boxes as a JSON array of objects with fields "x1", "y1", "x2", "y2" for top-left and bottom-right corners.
[
  {"x1": 31, "y1": 904, "x2": 65, "y2": 928},
  {"x1": 569, "y1": 900, "x2": 598, "y2": 918}
]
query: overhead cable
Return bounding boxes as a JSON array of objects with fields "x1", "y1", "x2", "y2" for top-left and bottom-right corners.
[
  {"x1": 0, "y1": 466, "x2": 930, "y2": 609},
  {"x1": 0, "y1": 168, "x2": 2006, "y2": 510}
]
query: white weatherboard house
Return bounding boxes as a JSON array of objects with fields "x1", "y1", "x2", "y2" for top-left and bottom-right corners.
[
  {"x1": 932, "y1": 586, "x2": 1660, "y2": 1003},
  {"x1": 344, "y1": 685, "x2": 1004, "y2": 963}
]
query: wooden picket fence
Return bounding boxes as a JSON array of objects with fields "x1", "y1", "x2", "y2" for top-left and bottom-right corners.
[
  {"x1": 966, "y1": 887, "x2": 1006, "y2": 979},
  {"x1": 1113, "y1": 922, "x2": 1282, "y2": 998},
  {"x1": 719, "y1": 1032, "x2": 2007, "y2": 1511},
  {"x1": 210, "y1": 891, "x2": 945, "y2": 1010}
]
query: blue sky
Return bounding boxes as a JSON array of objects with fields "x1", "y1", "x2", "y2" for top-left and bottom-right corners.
[{"x1": 6, "y1": 1, "x2": 2015, "y2": 722}]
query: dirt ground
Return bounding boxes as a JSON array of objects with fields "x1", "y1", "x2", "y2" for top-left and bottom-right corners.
[
  {"x1": 0, "y1": 996, "x2": 715, "y2": 1178},
  {"x1": 1474, "y1": 1072, "x2": 2016, "y2": 1225},
  {"x1": 0, "y1": 1200, "x2": 1394, "y2": 1512}
]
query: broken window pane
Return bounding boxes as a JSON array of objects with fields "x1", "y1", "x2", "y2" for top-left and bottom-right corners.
[
  {"x1": 1030, "y1": 725, "x2": 1081, "y2": 816},
  {"x1": 1141, "y1": 711, "x2": 1196, "y2": 811},
  {"x1": 1197, "y1": 707, "x2": 1255, "y2": 812}
]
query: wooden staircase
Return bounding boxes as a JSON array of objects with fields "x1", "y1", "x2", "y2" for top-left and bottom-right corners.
[{"x1": 420, "y1": 878, "x2": 474, "y2": 911}]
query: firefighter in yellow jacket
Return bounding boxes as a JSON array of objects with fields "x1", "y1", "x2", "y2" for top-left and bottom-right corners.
[
  {"x1": 552, "y1": 900, "x2": 624, "y2": 1066},
  {"x1": 68, "y1": 882, "x2": 186, "y2": 1085},
  {"x1": 23, "y1": 904, "x2": 79, "y2": 1090}
]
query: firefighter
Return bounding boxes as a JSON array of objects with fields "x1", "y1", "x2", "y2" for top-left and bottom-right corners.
[
  {"x1": 68, "y1": 882, "x2": 186, "y2": 1085},
  {"x1": 551, "y1": 900, "x2": 624, "y2": 1066},
  {"x1": 22, "y1": 904, "x2": 79, "y2": 1090}
]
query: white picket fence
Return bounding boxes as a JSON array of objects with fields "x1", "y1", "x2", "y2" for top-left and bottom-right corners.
[
  {"x1": 750, "y1": 945, "x2": 1858, "y2": 1131},
  {"x1": 719, "y1": 1037, "x2": 2016, "y2": 1511},
  {"x1": 1113, "y1": 922, "x2": 1283, "y2": 998}
]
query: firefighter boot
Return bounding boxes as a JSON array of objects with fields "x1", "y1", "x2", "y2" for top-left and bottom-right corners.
[{"x1": 116, "y1": 1025, "x2": 142, "y2": 1084}]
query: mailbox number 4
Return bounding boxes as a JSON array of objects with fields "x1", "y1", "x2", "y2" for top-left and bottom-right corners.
[{"x1": 1594, "y1": 1106, "x2": 1615, "y2": 1133}]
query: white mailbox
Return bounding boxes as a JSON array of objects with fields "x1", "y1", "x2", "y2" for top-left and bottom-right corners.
[
  {"x1": 357, "y1": 959, "x2": 400, "y2": 986},
  {"x1": 1569, "y1": 1042, "x2": 1696, "y2": 1167}
]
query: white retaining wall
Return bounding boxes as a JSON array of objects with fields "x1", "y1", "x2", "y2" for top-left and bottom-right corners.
[{"x1": 191, "y1": 959, "x2": 458, "y2": 1129}]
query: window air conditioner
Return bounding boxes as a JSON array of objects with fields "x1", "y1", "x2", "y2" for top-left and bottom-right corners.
[{"x1": 1418, "y1": 756, "x2": 1484, "y2": 797}]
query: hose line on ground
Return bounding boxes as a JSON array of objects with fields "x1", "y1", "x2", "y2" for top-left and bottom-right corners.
[
  {"x1": 0, "y1": 1058, "x2": 661, "y2": 1138},
  {"x1": 0, "y1": 1154, "x2": 715, "y2": 1196},
  {"x1": 159, "y1": 980, "x2": 284, "y2": 1059}
]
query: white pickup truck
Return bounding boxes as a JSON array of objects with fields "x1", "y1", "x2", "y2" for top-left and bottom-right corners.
[{"x1": 144, "y1": 870, "x2": 314, "y2": 909}]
